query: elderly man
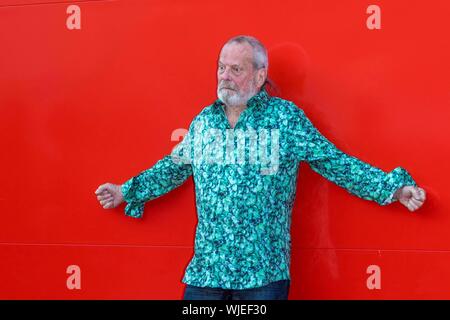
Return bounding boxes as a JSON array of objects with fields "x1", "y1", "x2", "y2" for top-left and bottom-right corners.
[{"x1": 95, "y1": 35, "x2": 426, "y2": 300}]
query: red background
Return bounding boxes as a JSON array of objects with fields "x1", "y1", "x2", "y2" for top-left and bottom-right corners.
[{"x1": 0, "y1": 0, "x2": 447, "y2": 299}]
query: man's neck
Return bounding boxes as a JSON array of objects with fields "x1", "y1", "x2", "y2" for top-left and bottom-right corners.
[
  {"x1": 224, "y1": 104, "x2": 246, "y2": 117},
  {"x1": 224, "y1": 104, "x2": 246, "y2": 129}
]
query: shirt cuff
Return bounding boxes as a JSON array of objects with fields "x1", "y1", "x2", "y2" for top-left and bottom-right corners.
[
  {"x1": 121, "y1": 180, "x2": 145, "y2": 218},
  {"x1": 382, "y1": 190, "x2": 398, "y2": 205},
  {"x1": 380, "y1": 166, "x2": 417, "y2": 205},
  {"x1": 124, "y1": 201, "x2": 145, "y2": 218}
]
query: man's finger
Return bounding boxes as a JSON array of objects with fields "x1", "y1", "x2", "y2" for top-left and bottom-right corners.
[
  {"x1": 414, "y1": 194, "x2": 425, "y2": 202},
  {"x1": 405, "y1": 199, "x2": 416, "y2": 211},
  {"x1": 97, "y1": 194, "x2": 112, "y2": 201},
  {"x1": 417, "y1": 188, "x2": 426, "y2": 201},
  {"x1": 410, "y1": 198, "x2": 423, "y2": 207},
  {"x1": 408, "y1": 200, "x2": 419, "y2": 211},
  {"x1": 97, "y1": 195, "x2": 112, "y2": 202},
  {"x1": 95, "y1": 184, "x2": 108, "y2": 195},
  {"x1": 412, "y1": 187, "x2": 426, "y2": 201},
  {"x1": 103, "y1": 201, "x2": 114, "y2": 209},
  {"x1": 410, "y1": 187, "x2": 419, "y2": 200},
  {"x1": 100, "y1": 199, "x2": 113, "y2": 206}
]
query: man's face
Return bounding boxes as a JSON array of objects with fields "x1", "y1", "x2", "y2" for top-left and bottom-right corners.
[{"x1": 217, "y1": 42, "x2": 260, "y2": 107}]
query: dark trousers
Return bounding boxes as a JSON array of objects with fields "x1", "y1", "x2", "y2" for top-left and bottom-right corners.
[{"x1": 183, "y1": 279, "x2": 290, "y2": 300}]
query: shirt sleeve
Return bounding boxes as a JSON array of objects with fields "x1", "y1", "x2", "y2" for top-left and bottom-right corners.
[
  {"x1": 290, "y1": 106, "x2": 417, "y2": 206},
  {"x1": 120, "y1": 120, "x2": 195, "y2": 218}
]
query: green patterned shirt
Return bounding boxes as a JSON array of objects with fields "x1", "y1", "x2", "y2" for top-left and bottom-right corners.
[{"x1": 121, "y1": 88, "x2": 416, "y2": 290}]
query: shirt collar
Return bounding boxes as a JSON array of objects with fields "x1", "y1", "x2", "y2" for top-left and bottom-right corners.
[{"x1": 213, "y1": 88, "x2": 271, "y2": 114}]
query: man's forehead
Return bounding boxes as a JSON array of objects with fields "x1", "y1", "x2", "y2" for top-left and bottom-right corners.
[{"x1": 219, "y1": 42, "x2": 253, "y2": 65}]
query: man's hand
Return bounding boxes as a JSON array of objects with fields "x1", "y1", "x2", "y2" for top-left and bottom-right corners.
[
  {"x1": 394, "y1": 186, "x2": 426, "y2": 212},
  {"x1": 95, "y1": 183, "x2": 124, "y2": 209}
]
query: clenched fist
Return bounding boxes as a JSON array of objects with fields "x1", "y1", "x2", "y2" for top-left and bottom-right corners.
[
  {"x1": 394, "y1": 185, "x2": 426, "y2": 212},
  {"x1": 95, "y1": 183, "x2": 124, "y2": 209}
]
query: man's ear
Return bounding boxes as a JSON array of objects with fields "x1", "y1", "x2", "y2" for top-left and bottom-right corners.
[{"x1": 256, "y1": 68, "x2": 268, "y2": 89}]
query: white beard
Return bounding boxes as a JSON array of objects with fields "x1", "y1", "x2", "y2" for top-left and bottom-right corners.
[{"x1": 217, "y1": 82, "x2": 258, "y2": 107}]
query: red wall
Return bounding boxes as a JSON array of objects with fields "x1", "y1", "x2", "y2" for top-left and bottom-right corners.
[{"x1": 0, "y1": 0, "x2": 447, "y2": 299}]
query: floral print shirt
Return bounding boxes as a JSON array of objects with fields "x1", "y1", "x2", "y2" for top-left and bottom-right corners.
[{"x1": 120, "y1": 89, "x2": 417, "y2": 290}]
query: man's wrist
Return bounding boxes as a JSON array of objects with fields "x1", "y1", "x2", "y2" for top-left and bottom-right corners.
[{"x1": 393, "y1": 187, "x2": 403, "y2": 200}]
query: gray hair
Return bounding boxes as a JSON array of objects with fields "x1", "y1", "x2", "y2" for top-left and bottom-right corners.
[{"x1": 224, "y1": 35, "x2": 269, "y2": 70}]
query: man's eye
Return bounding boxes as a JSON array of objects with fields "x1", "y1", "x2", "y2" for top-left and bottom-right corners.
[{"x1": 232, "y1": 67, "x2": 240, "y2": 74}]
